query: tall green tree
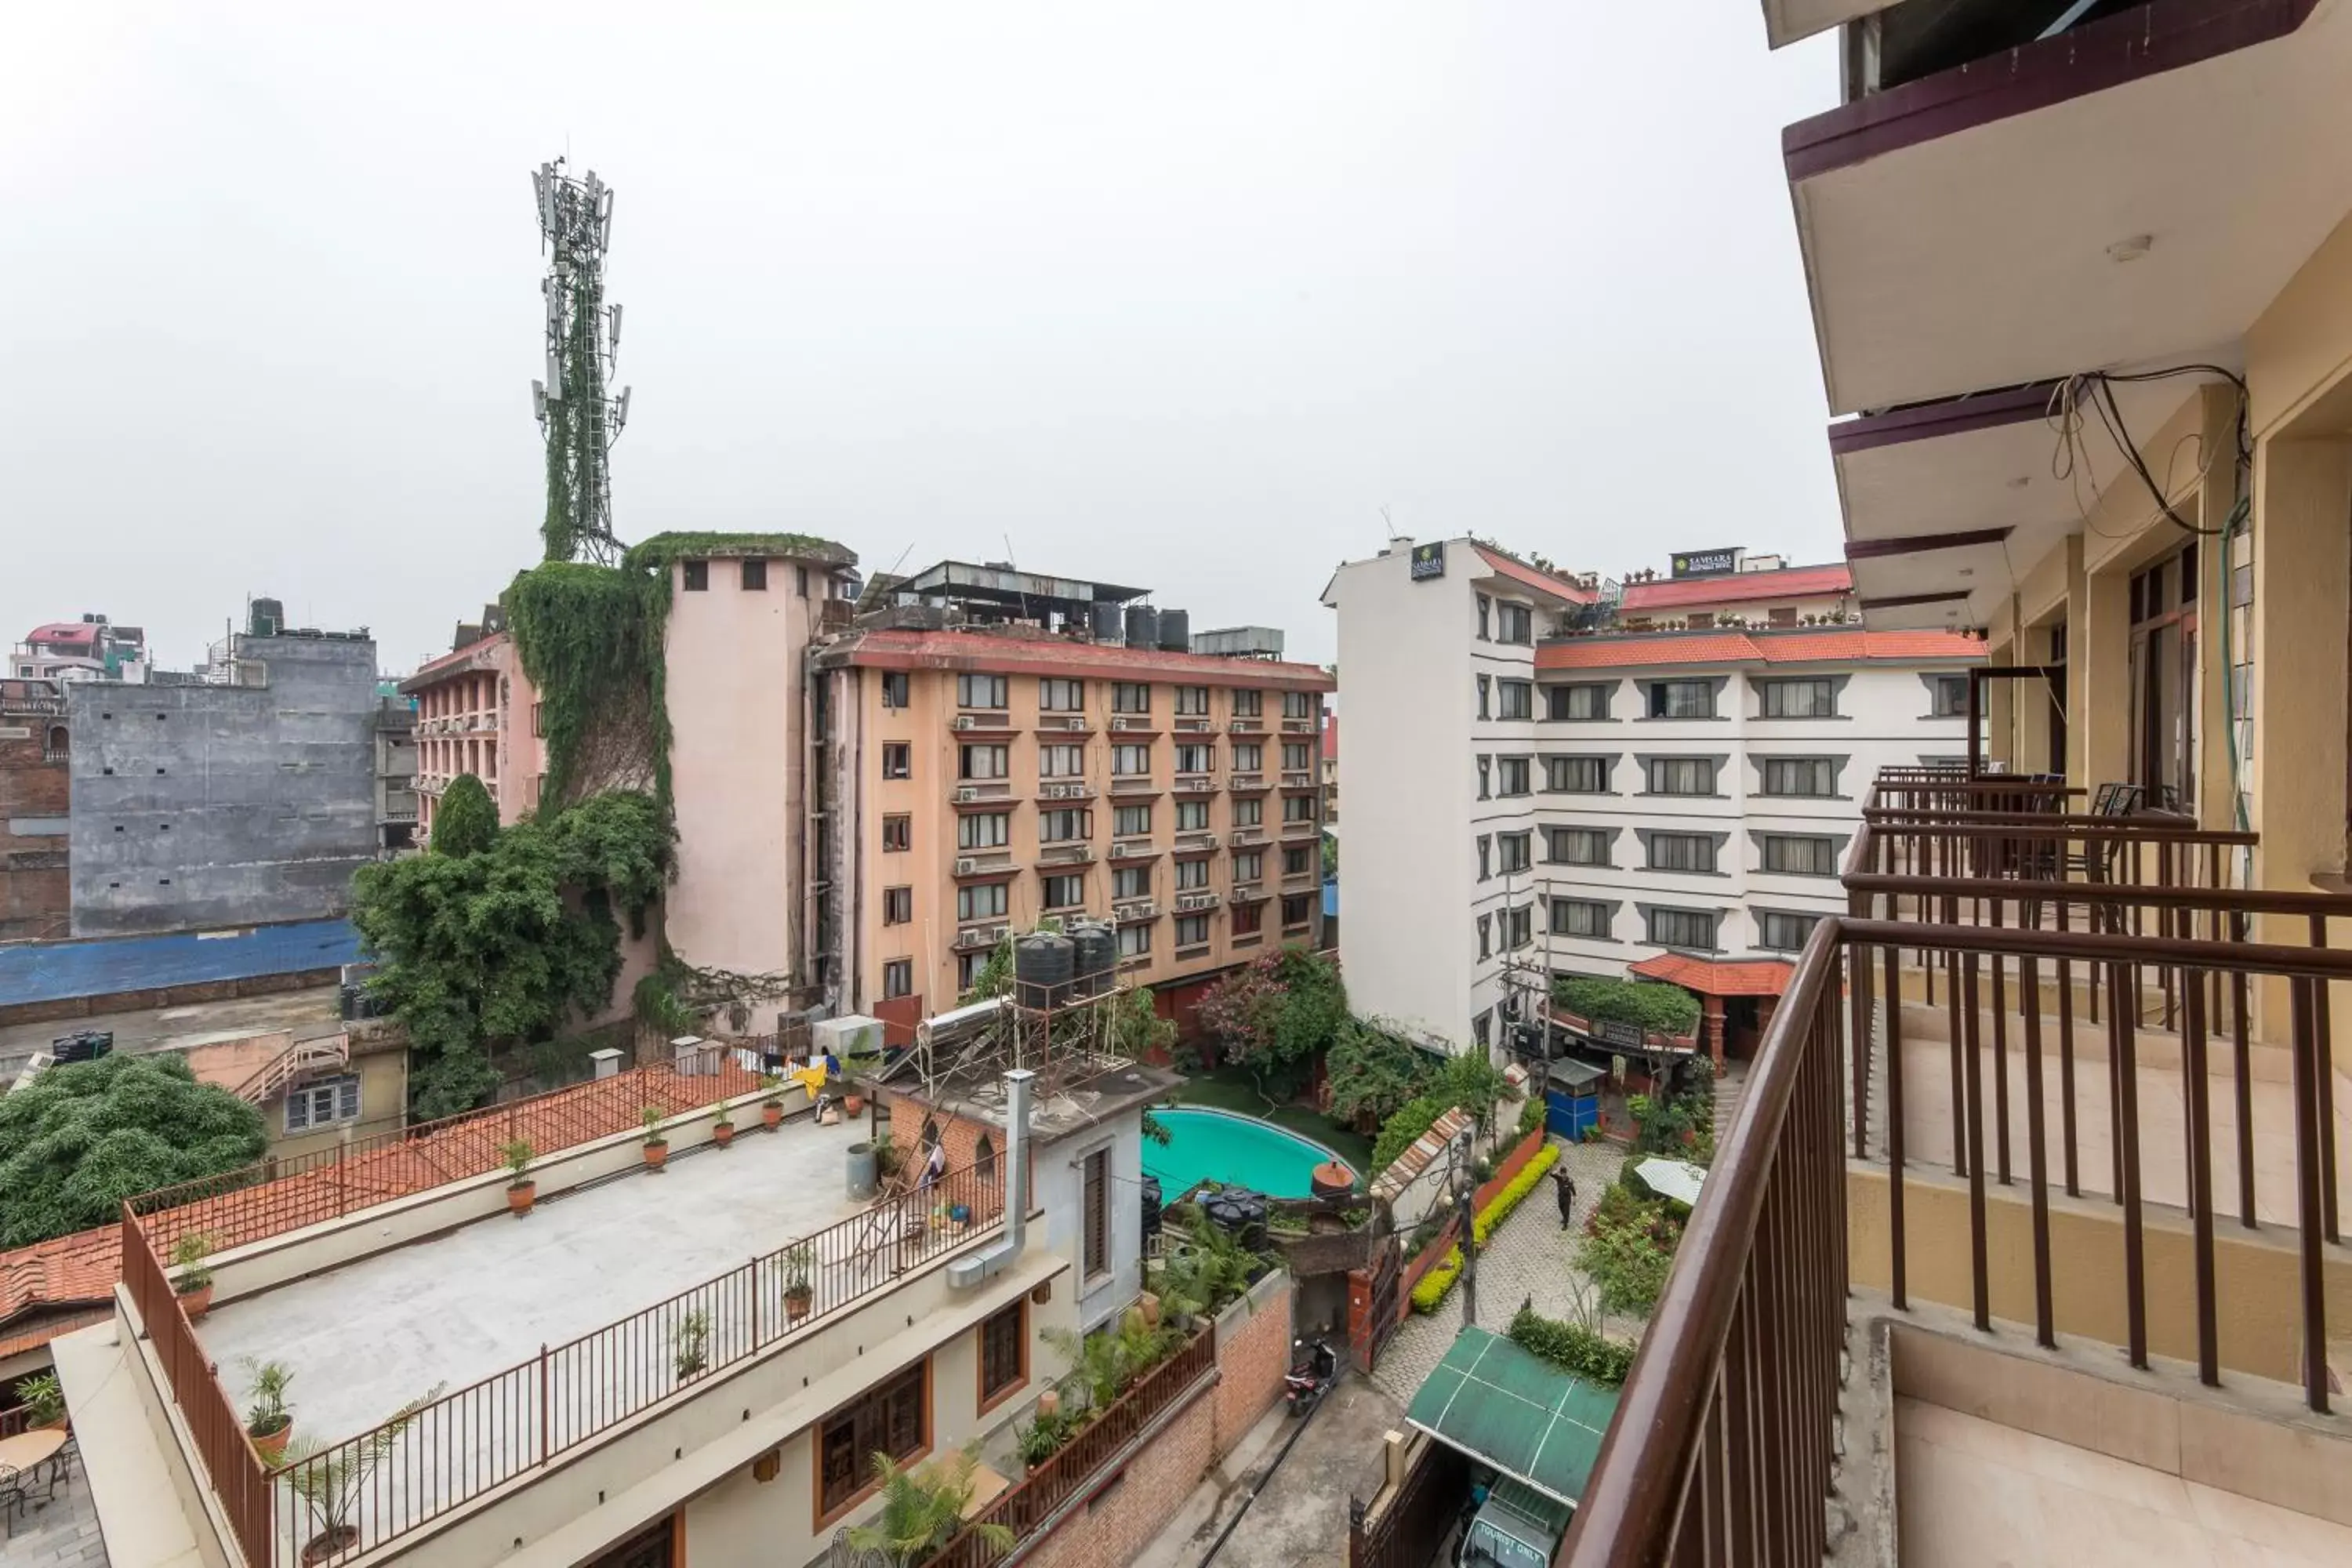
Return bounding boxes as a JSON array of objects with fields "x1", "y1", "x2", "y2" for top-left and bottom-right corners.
[
  {"x1": 428, "y1": 774, "x2": 499, "y2": 858},
  {"x1": 351, "y1": 790, "x2": 670, "y2": 1119},
  {"x1": 0, "y1": 1055, "x2": 267, "y2": 1247}
]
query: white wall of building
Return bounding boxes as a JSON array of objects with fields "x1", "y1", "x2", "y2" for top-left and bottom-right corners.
[
  {"x1": 1324, "y1": 542, "x2": 1477, "y2": 1049},
  {"x1": 1331, "y1": 535, "x2": 1976, "y2": 1053}
]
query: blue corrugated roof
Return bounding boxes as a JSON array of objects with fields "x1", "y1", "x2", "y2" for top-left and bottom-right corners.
[{"x1": 0, "y1": 920, "x2": 363, "y2": 1007}]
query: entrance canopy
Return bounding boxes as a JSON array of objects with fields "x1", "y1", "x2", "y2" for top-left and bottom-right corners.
[
  {"x1": 1403, "y1": 1327, "x2": 1621, "y2": 1508},
  {"x1": 1627, "y1": 953, "x2": 1791, "y2": 998}
]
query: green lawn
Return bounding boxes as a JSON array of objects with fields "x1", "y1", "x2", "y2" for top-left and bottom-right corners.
[{"x1": 1169, "y1": 1065, "x2": 1377, "y2": 1174}]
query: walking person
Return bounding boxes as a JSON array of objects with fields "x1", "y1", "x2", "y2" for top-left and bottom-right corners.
[{"x1": 1553, "y1": 1166, "x2": 1577, "y2": 1230}]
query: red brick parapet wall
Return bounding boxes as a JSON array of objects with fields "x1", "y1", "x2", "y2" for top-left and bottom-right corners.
[
  {"x1": 1361, "y1": 1123, "x2": 1551, "y2": 1343},
  {"x1": 1022, "y1": 1273, "x2": 1291, "y2": 1568}
]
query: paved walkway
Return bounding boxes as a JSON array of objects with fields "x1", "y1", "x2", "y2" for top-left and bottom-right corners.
[
  {"x1": 2, "y1": 1447, "x2": 107, "y2": 1567},
  {"x1": 1370, "y1": 1136, "x2": 1641, "y2": 1405},
  {"x1": 1135, "y1": 1374, "x2": 1405, "y2": 1568}
]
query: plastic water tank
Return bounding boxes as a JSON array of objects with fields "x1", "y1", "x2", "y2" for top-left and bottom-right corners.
[
  {"x1": 1123, "y1": 604, "x2": 1160, "y2": 652},
  {"x1": 1069, "y1": 920, "x2": 1116, "y2": 996},
  {"x1": 847, "y1": 1142, "x2": 880, "y2": 1200},
  {"x1": 1013, "y1": 931, "x2": 1074, "y2": 1005},
  {"x1": 1157, "y1": 608, "x2": 1190, "y2": 652},
  {"x1": 1091, "y1": 601, "x2": 1123, "y2": 644}
]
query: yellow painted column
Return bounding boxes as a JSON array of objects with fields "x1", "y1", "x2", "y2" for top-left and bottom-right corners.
[
  {"x1": 2079, "y1": 562, "x2": 2132, "y2": 797},
  {"x1": 2249, "y1": 434, "x2": 2351, "y2": 903}
]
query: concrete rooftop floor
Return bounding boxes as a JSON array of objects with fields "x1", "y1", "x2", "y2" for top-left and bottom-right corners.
[{"x1": 196, "y1": 1115, "x2": 876, "y2": 1448}]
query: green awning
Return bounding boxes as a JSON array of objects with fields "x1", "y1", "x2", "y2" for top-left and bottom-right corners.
[{"x1": 1404, "y1": 1326, "x2": 1621, "y2": 1508}]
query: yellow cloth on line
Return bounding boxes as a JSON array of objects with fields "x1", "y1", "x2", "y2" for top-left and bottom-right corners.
[{"x1": 790, "y1": 1066, "x2": 830, "y2": 1100}]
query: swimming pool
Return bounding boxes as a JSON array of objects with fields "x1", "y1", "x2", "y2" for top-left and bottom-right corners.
[{"x1": 1144, "y1": 1107, "x2": 1354, "y2": 1200}]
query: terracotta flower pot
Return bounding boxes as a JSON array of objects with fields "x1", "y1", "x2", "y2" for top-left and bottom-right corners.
[
  {"x1": 1138, "y1": 1291, "x2": 1161, "y2": 1327},
  {"x1": 713, "y1": 1122, "x2": 735, "y2": 1147},
  {"x1": 786, "y1": 1288, "x2": 813, "y2": 1323},
  {"x1": 302, "y1": 1526, "x2": 361, "y2": 1566},
  {"x1": 763, "y1": 1102, "x2": 783, "y2": 1130},
  {"x1": 508, "y1": 1181, "x2": 536, "y2": 1218},
  {"x1": 251, "y1": 1420, "x2": 292, "y2": 1465},
  {"x1": 1036, "y1": 1388, "x2": 1060, "y2": 1419},
  {"x1": 844, "y1": 1093, "x2": 865, "y2": 1117},
  {"x1": 179, "y1": 1283, "x2": 214, "y2": 1321},
  {"x1": 644, "y1": 1141, "x2": 669, "y2": 1171}
]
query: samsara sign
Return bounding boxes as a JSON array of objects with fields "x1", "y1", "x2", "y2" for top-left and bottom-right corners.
[
  {"x1": 1409, "y1": 542, "x2": 1446, "y2": 581},
  {"x1": 1671, "y1": 548, "x2": 1740, "y2": 579}
]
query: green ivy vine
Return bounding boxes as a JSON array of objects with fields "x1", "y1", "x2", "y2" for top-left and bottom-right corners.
[{"x1": 505, "y1": 531, "x2": 850, "y2": 815}]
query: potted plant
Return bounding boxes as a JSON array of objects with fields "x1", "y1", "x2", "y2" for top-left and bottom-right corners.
[
  {"x1": 242, "y1": 1358, "x2": 295, "y2": 1465},
  {"x1": 170, "y1": 1232, "x2": 217, "y2": 1320},
  {"x1": 782, "y1": 1243, "x2": 815, "y2": 1323},
  {"x1": 673, "y1": 1308, "x2": 711, "y2": 1381},
  {"x1": 283, "y1": 1385, "x2": 443, "y2": 1565},
  {"x1": 842, "y1": 1085, "x2": 866, "y2": 1118},
  {"x1": 13, "y1": 1371, "x2": 65, "y2": 1432},
  {"x1": 711, "y1": 1104, "x2": 736, "y2": 1148},
  {"x1": 760, "y1": 1073, "x2": 786, "y2": 1131},
  {"x1": 842, "y1": 1443, "x2": 1015, "y2": 1566},
  {"x1": 641, "y1": 1106, "x2": 670, "y2": 1171},
  {"x1": 502, "y1": 1138, "x2": 536, "y2": 1217}
]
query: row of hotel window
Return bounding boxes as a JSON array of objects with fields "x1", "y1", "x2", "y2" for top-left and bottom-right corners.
[
  {"x1": 903, "y1": 740, "x2": 1316, "y2": 781},
  {"x1": 907, "y1": 797, "x2": 1319, "y2": 853},
  {"x1": 873, "y1": 891, "x2": 1321, "y2": 996},
  {"x1": 1476, "y1": 902, "x2": 1820, "y2": 957},
  {"x1": 918, "y1": 848, "x2": 1317, "y2": 921},
  {"x1": 1478, "y1": 754, "x2": 1841, "y2": 798},
  {"x1": 1475, "y1": 675, "x2": 1970, "y2": 721},
  {"x1": 1477, "y1": 829, "x2": 1838, "y2": 877},
  {"x1": 886, "y1": 671, "x2": 1319, "y2": 718}
]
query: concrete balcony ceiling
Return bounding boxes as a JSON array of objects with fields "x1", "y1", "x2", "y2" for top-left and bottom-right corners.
[
  {"x1": 1788, "y1": 0, "x2": 2351, "y2": 418},
  {"x1": 1762, "y1": 0, "x2": 1898, "y2": 48},
  {"x1": 1831, "y1": 374, "x2": 2203, "y2": 629}
]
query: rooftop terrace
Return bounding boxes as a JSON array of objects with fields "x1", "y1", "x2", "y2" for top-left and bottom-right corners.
[{"x1": 194, "y1": 1115, "x2": 875, "y2": 1451}]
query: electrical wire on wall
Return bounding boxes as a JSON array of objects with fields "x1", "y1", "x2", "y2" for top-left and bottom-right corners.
[{"x1": 2045, "y1": 363, "x2": 2256, "y2": 859}]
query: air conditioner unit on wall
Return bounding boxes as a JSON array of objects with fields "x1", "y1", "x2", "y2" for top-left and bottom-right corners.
[
  {"x1": 954, "y1": 858, "x2": 978, "y2": 875},
  {"x1": 1064, "y1": 717, "x2": 1087, "y2": 731},
  {"x1": 951, "y1": 715, "x2": 975, "y2": 731},
  {"x1": 1111, "y1": 717, "x2": 1134, "y2": 731}
]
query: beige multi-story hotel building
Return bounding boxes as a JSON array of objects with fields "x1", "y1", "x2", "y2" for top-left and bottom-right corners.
[{"x1": 808, "y1": 564, "x2": 1333, "y2": 1035}]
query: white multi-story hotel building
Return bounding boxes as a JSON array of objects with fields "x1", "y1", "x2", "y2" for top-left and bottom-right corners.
[{"x1": 1324, "y1": 538, "x2": 1984, "y2": 1062}]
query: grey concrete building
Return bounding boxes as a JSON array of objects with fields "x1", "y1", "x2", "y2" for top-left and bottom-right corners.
[
  {"x1": 68, "y1": 628, "x2": 381, "y2": 936},
  {"x1": 374, "y1": 699, "x2": 418, "y2": 854}
]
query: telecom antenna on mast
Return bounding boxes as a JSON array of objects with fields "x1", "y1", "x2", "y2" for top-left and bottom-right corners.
[{"x1": 530, "y1": 158, "x2": 631, "y2": 564}]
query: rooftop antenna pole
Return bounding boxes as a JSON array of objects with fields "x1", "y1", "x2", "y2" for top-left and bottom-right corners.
[{"x1": 531, "y1": 157, "x2": 631, "y2": 566}]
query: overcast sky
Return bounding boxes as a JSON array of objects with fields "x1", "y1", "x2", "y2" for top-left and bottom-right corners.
[{"x1": 2, "y1": 4, "x2": 1836, "y2": 676}]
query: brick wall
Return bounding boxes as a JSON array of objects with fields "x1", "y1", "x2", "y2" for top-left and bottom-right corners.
[
  {"x1": 1211, "y1": 1271, "x2": 1292, "y2": 1457},
  {"x1": 1021, "y1": 1387, "x2": 1216, "y2": 1568},
  {"x1": 0, "y1": 718, "x2": 71, "y2": 942},
  {"x1": 1017, "y1": 1271, "x2": 1291, "y2": 1568},
  {"x1": 876, "y1": 1091, "x2": 1021, "y2": 1225}
]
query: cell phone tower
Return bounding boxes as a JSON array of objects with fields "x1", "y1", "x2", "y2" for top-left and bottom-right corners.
[{"x1": 531, "y1": 158, "x2": 632, "y2": 564}]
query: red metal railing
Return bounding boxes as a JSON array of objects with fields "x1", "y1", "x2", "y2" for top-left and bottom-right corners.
[
  {"x1": 260, "y1": 1159, "x2": 1004, "y2": 1565},
  {"x1": 927, "y1": 1326, "x2": 1219, "y2": 1568},
  {"x1": 128, "y1": 1046, "x2": 760, "y2": 1258},
  {"x1": 121, "y1": 1208, "x2": 274, "y2": 1568}
]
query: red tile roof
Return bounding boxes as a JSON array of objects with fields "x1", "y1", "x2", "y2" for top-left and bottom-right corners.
[
  {"x1": 1472, "y1": 547, "x2": 1596, "y2": 604},
  {"x1": 0, "y1": 1226, "x2": 121, "y2": 1334},
  {"x1": 1536, "y1": 628, "x2": 1984, "y2": 671},
  {"x1": 1620, "y1": 564, "x2": 1852, "y2": 611},
  {"x1": 1629, "y1": 953, "x2": 1795, "y2": 998},
  {"x1": 829, "y1": 629, "x2": 1336, "y2": 691},
  {"x1": 1322, "y1": 713, "x2": 1338, "y2": 764},
  {"x1": 23, "y1": 623, "x2": 100, "y2": 647}
]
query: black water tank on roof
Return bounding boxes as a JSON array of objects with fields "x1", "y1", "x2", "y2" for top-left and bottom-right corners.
[
  {"x1": 1069, "y1": 920, "x2": 1116, "y2": 996},
  {"x1": 1091, "y1": 602, "x2": 1123, "y2": 643},
  {"x1": 1158, "y1": 608, "x2": 1190, "y2": 652},
  {"x1": 1013, "y1": 931, "x2": 1074, "y2": 1006},
  {"x1": 1123, "y1": 605, "x2": 1159, "y2": 652}
]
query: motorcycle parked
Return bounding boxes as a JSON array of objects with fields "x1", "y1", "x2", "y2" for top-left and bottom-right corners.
[{"x1": 1284, "y1": 1337, "x2": 1339, "y2": 1417}]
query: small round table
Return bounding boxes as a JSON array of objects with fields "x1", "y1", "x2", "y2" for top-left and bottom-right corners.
[{"x1": 0, "y1": 1429, "x2": 64, "y2": 1475}]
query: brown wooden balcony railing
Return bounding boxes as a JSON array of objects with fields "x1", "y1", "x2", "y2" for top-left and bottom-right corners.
[{"x1": 1559, "y1": 768, "x2": 2352, "y2": 1565}]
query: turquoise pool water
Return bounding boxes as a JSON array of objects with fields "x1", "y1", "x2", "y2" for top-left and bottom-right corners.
[{"x1": 1145, "y1": 1108, "x2": 1352, "y2": 1200}]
